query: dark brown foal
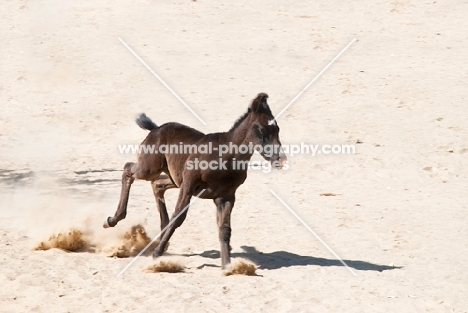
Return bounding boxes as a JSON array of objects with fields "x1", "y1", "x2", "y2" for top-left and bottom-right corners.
[{"x1": 104, "y1": 93, "x2": 287, "y2": 269}]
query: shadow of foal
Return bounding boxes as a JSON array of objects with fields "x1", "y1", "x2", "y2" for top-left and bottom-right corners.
[
  {"x1": 103, "y1": 93, "x2": 287, "y2": 269},
  {"x1": 193, "y1": 246, "x2": 401, "y2": 272}
]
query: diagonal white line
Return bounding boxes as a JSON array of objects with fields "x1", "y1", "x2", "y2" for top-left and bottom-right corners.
[
  {"x1": 117, "y1": 189, "x2": 206, "y2": 277},
  {"x1": 118, "y1": 37, "x2": 207, "y2": 126},
  {"x1": 273, "y1": 38, "x2": 357, "y2": 122},
  {"x1": 269, "y1": 189, "x2": 357, "y2": 276}
]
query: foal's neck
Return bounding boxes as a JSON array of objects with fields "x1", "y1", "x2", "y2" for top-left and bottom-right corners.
[{"x1": 225, "y1": 115, "x2": 255, "y2": 161}]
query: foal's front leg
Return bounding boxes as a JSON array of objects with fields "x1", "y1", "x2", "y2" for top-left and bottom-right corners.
[{"x1": 214, "y1": 196, "x2": 235, "y2": 269}]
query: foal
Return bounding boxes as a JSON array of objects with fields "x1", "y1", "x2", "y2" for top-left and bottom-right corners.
[{"x1": 104, "y1": 93, "x2": 286, "y2": 269}]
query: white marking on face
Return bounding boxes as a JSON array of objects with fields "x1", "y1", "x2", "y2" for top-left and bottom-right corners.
[{"x1": 268, "y1": 119, "x2": 276, "y2": 126}]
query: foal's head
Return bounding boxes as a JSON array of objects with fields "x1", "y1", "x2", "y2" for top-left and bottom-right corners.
[{"x1": 245, "y1": 93, "x2": 287, "y2": 169}]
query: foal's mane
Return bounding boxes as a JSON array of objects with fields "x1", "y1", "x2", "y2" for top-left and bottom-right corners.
[{"x1": 229, "y1": 109, "x2": 251, "y2": 132}]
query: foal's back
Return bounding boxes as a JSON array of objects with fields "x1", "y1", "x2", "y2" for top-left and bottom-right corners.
[{"x1": 138, "y1": 122, "x2": 205, "y2": 185}]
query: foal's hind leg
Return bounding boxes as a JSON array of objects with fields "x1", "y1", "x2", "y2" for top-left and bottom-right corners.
[
  {"x1": 104, "y1": 162, "x2": 160, "y2": 228},
  {"x1": 151, "y1": 174, "x2": 177, "y2": 236},
  {"x1": 103, "y1": 162, "x2": 136, "y2": 228}
]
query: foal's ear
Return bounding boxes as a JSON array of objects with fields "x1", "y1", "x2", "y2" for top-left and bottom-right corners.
[{"x1": 249, "y1": 93, "x2": 270, "y2": 113}]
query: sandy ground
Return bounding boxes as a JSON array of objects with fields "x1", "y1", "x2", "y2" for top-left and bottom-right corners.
[{"x1": 1, "y1": 0, "x2": 468, "y2": 312}]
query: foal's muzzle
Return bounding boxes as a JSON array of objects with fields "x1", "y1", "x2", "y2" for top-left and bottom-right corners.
[{"x1": 272, "y1": 151, "x2": 287, "y2": 169}]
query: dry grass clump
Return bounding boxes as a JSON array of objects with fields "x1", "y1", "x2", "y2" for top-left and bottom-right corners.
[
  {"x1": 223, "y1": 258, "x2": 257, "y2": 276},
  {"x1": 104, "y1": 224, "x2": 160, "y2": 258},
  {"x1": 34, "y1": 229, "x2": 89, "y2": 252},
  {"x1": 144, "y1": 259, "x2": 185, "y2": 273}
]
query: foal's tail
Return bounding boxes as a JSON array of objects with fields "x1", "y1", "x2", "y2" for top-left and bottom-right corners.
[{"x1": 136, "y1": 113, "x2": 158, "y2": 131}]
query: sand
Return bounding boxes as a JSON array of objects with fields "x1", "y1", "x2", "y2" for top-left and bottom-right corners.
[{"x1": 1, "y1": 0, "x2": 468, "y2": 312}]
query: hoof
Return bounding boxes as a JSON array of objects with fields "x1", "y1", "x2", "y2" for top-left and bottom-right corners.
[
  {"x1": 152, "y1": 244, "x2": 168, "y2": 259},
  {"x1": 103, "y1": 217, "x2": 114, "y2": 228}
]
